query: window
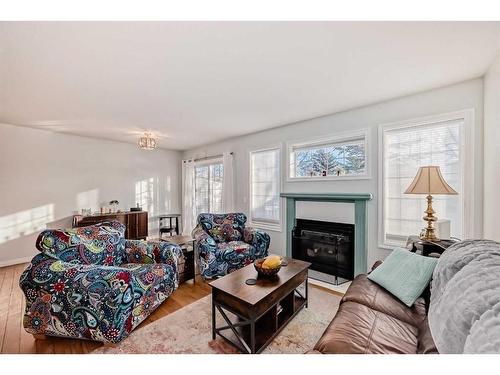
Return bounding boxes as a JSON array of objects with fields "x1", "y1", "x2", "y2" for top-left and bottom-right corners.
[
  {"x1": 135, "y1": 177, "x2": 156, "y2": 215},
  {"x1": 195, "y1": 161, "x2": 223, "y2": 215},
  {"x1": 288, "y1": 131, "x2": 368, "y2": 180},
  {"x1": 250, "y1": 147, "x2": 281, "y2": 229},
  {"x1": 380, "y1": 111, "x2": 473, "y2": 247}
]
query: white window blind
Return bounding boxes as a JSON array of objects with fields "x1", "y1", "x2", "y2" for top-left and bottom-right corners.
[
  {"x1": 382, "y1": 118, "x2": 464, "y2": 246},
  {"x1": 195, "y1": 161, "x2": 223, "y2": 215},
  {"x1": 250, "y1": 148, "x2": 281, "y2": 226}
]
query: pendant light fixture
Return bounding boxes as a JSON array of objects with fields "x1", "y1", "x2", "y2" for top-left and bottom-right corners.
[{"x1": 138, "y1": 132, "x2": 157, "y2": 150}]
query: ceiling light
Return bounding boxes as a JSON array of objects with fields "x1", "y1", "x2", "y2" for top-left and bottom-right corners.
[{"x1": 138, "y1": 132, "x2": 157, "y2": 150}]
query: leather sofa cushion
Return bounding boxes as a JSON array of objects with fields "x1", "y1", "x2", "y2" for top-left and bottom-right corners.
[
  {"x1": 342, "y1": 274, "x2": 427, "y2": 327},
  {"x1": 314, "y1": 301, "x2": 419, "y2": 354}
]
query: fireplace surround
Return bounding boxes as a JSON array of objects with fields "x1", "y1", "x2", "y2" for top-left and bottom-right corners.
[{"x1": 280, "y1": 192, "x2": 372, "y2": 276}]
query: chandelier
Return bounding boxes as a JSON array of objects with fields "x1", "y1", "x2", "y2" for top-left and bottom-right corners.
[{"x1": 138, "y1": 132, "x2": 157, "y2": 150}]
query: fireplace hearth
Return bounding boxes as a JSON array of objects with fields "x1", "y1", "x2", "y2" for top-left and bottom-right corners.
[{"x1": 292, "y1": 219, "x2": 354, "y2": 285}]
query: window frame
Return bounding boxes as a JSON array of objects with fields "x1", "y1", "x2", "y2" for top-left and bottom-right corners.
[
  {"x1": 194, "y1": 157, "x2": 224, "y2": 216},
  {"x1": 286, "y1": 129, "x2": 371, "y2": 182},
  {"x1": 248, "y1": 145, "x2": 283, "y2": 232},
  {"x1": 378, "y1": 109, "x2": 475, "y2": 249}
]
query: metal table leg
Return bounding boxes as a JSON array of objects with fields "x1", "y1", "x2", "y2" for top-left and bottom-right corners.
[
  {"x1": 305, "y1": 274, "x2": 309, "y2": 308},
  {"x1": 211, "y1": 294, "x2": 216, "y2": 340}
]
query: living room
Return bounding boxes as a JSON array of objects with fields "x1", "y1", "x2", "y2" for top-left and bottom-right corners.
[{"x1": 1, "y1": 0, "x2": 500, "y2": 371}]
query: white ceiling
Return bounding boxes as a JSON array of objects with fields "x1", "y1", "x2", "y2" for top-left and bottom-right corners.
[{"x1": 1, "y1": 22, "x2": 499, "y2": 150}]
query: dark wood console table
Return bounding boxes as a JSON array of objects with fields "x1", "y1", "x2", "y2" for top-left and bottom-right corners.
[{"x1": 73, "y1": 211, "x2": 148, "y2": 240}]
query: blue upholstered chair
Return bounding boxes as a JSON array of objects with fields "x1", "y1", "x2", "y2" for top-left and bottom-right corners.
[
  {"x1": 19, "y1": 221, "x2": 182, "y2": 343},
  {"x1": 192, "y1": 213, "x2": 270, "y2": 279}
]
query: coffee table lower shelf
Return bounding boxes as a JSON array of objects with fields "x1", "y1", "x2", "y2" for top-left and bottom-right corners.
[{"x1": 212, "y1": 282, "x2": 308, "y2": 354}]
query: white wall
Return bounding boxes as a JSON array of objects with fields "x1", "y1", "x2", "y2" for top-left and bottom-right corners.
[
  {"x1": 484, "y1": 53, "x2": 500, "y2": 241},
  {"x1": 0, "y1": 123, "x2": 182, "y2": 266},
  {"x1": 183, "y1": 79, "x2": 484, "y2": 269}
]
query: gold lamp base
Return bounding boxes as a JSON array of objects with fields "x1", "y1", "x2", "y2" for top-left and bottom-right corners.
[{"x1": 420, "y1": 194, "x2": 440, "y2": 242}]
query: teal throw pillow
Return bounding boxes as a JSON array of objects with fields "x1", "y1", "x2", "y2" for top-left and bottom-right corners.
[{"x1": 367, "y1": 248, "x2": 438, "y2": 307}]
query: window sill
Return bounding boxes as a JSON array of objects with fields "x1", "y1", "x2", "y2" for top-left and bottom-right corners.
[
  {"x1": 249, "y1": 221, "x2": 282, "y2": 233},
  {"x1": 286, "y1": 174, "x2": 371, "y2": 182},
  {"x1": 378, "y1": 241, "x2": 408, "y2": 250}
]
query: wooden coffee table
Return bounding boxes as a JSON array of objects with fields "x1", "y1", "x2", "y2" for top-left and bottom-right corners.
[{"x1": 209, "y1": 256, "x2": 311, "y2": 354}]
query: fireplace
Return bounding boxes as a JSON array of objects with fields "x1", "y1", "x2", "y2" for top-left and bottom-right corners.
[{"x1": 292, "y1": 219, "x2": 354, "y2": 285}]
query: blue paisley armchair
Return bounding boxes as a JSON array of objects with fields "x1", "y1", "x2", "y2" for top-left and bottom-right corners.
[
  {"x1": 19, "y1": 221, "x2": 182, "y2": 343},
  {"x1": 192, "y1": 213, "x2": 270, "y2": 279}
]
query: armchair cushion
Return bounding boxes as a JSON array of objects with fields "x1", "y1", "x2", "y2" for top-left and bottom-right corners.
[
  {"x1": 35, "y1": 221, "x2": 125, "y2": 266},
  {"x1": 216, "y1": 241, "x2": 254, "y2": 268},
  {"x1": 121, "y1": 263, "x2": 177, "y2": 328},
  {"x1": 198, "y1": 213, "x2": 247, "y2": 243}
]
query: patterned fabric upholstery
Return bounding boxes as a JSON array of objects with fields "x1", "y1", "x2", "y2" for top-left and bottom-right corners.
[
  {"x1": 124, "y1": 239, "x2": 180, "y2": 266},
  {"x1": 35, "y1": 221, "x2": 126, "y2": 266},
  {"x1": 19, "y1": 221, "x2": 182, "y2": 343},
  {"x1": 192, "y1": 213, "x2": 270, "y2": 279},
  {"x1": 197, "y1": 213, "x2": 246, "y2": 242}
]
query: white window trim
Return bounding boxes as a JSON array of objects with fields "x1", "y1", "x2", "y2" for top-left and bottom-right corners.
[
  {"x1": 286, "y1": 128, "x2": 371, "y2": 182},
  {"x1": 248, "y1": 145, "x2": 283, "y2": 232},
  {"x1": 377, "y1": 109, "x2": 475, "y2": 249}
]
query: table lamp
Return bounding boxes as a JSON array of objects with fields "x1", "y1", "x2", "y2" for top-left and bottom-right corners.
[{"x1": 404, "y1": 166, "x2": 457, "y2": 241}]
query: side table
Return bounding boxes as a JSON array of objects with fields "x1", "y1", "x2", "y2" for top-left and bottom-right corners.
[
  {"x1": 158, "y1": 214, "x2": 181, "y2": 238},
  {"x1": 406, "y1": 235, "x2": 460, "y2": 257},
  {"x1": 165, "y1": 235, "x2": 195, "y2": 284}
]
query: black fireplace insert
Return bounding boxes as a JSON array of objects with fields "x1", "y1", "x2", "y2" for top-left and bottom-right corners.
[{"x1": 292, "y1": 218, "x2": 354, "y2": 282}]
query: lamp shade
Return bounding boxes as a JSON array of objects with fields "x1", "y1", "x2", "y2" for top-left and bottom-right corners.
[{"x1": 404, "y1": 166, "x2": 458, "y2": 195}]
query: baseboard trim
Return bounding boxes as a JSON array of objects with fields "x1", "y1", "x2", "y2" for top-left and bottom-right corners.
[{"x1": 0, "y1": 256, "x2": 33, "y2": 268}]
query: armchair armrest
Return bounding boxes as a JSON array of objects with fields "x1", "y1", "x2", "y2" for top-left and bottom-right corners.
[
  {"x1": 19, "y1": 254, "x2": 137, "y2": 343},
  {"x1": 192, "y1": 224, "x2": 217, "y2": 258},
  {"x1": 243, "y1": 226, "x2": 271, "y2": 258},
  {"x1": 124, "y1": 239, "x2": 182, "y2": 270}
]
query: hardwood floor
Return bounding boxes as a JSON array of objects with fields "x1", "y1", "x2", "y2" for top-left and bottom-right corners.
[
  {"x1": 0, "y1": 263, "x2": 341, "y2": 354},
  {"x1": 0, "y1": 263, "x2": 211, "y2": 354}
]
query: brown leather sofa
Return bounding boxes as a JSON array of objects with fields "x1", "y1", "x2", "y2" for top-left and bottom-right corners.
[{"x1": 310, "y1": 270, "x2": 438, "y2": 354}]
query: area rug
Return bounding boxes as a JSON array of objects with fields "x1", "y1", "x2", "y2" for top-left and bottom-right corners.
[{"x1": 93, "y1": 286, "x2": 341, "y2": 354}]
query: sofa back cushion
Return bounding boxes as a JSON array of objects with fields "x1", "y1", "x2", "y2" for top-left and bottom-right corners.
[
  {"x1": 343, "y1": 274, "x2": 427, "y2": 327},
  {"x1": 198, "y1": 213, "x2": 246, "y2": 243},
  {"x1": 35, "y1": 221, "x2": 125, "y2": 265}
]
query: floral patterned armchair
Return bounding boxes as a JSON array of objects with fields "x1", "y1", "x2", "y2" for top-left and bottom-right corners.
[
  {"x1": 19, "y1": 221, "x2": 182, "y2": 343},
  {"x1": 192, "y1": 213, "x2": 270, "y2": 279}
]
